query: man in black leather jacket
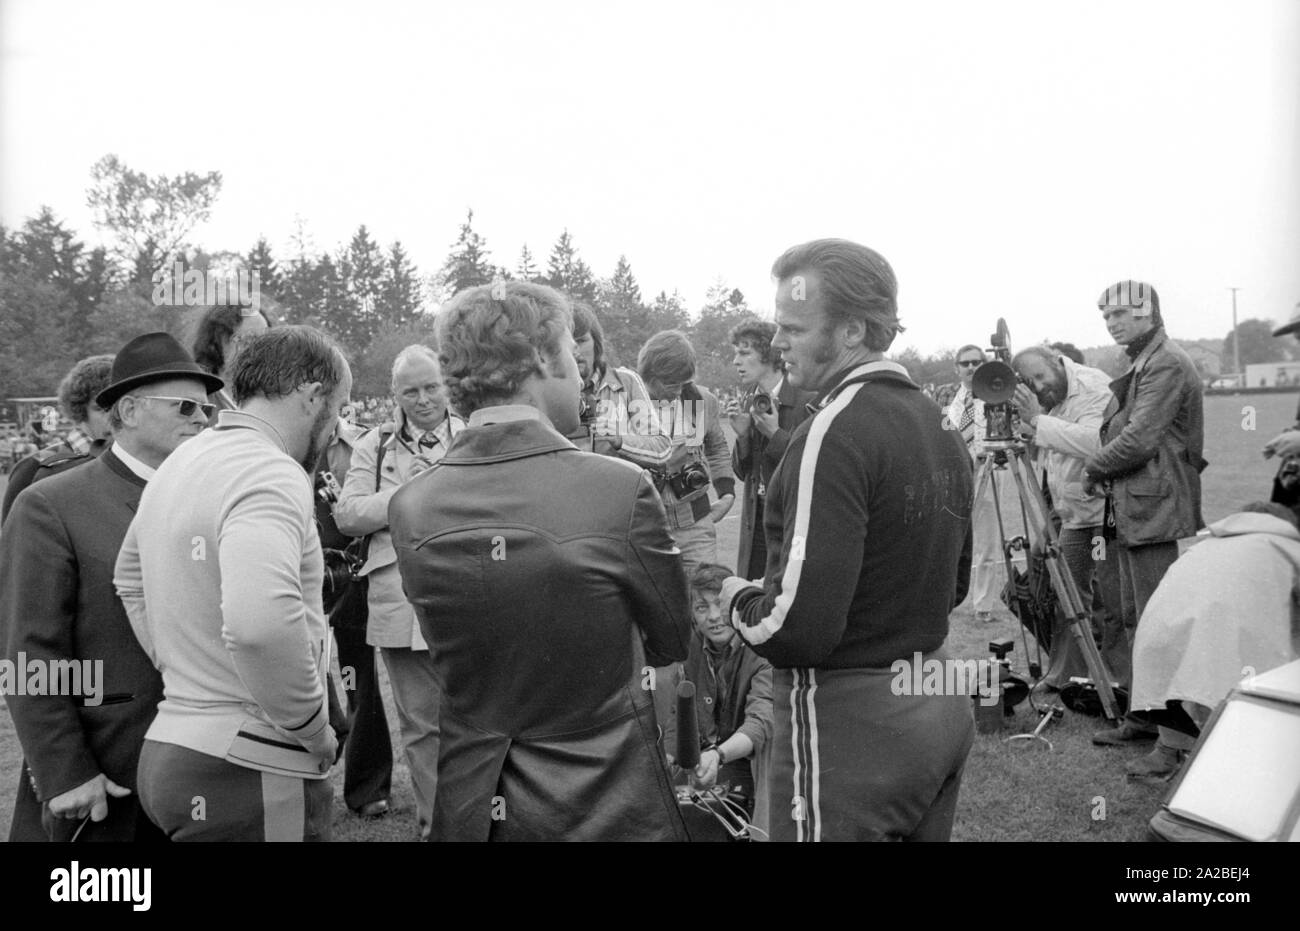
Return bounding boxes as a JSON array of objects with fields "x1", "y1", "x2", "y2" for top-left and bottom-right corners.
[{"x1": 389, "y1": 281, "x2": 692, "y2": 841}]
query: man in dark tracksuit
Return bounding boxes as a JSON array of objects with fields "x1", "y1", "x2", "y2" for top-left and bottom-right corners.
[{"x1": 721, "y1": 239, "x2": 975, "y2": 842}]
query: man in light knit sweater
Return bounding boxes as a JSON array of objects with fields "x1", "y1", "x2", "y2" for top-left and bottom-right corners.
[{"x1": 115, "y1": 326, "x2": 353, "y2": 842}]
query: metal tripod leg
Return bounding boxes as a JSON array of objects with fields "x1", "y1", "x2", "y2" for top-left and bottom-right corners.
[
  {"x1": 1003, "y1": 451, "x2": 1121, "y2": 723},
  {"x1": 973, "y1": 452, "x2": 1022, "y2": 592}
]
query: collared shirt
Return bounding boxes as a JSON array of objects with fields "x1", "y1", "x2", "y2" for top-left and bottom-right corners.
[
  {"x1": 397, "y1": 410, "x2": 457, "y2": 455},
  {"x1": 1031, "y1": 356, "x2": 1112, "y2": 529},
  {"x1": 586, "y1": 365, "x2": 672, "y2": 468},
  {"x1": 946, "y1": 383, "x2": 986, "y2": 456},
  {"x1": 1124, "y1": 324, "x2": 1162, "y2": 360},
  {"x1": 468, "y1": 404, "x2": 545, "y2": 428},
  {"x1": 215, "y1": 408, "x2": 292, "y2": 455},
  {"x1": 111, "y1": 442, "x2": 157, "y2": 481}
]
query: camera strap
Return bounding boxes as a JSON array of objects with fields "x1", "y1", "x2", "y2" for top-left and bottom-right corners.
[{"x1": 349, "y1": 426, "x2": 394, "y2": 568}]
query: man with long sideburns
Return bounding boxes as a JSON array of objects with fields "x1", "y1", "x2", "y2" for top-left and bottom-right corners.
[{"x1": 720, "y1": 240, "x2": 975, "y2": 841}]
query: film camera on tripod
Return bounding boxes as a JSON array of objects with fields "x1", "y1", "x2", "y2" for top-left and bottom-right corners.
[
  {"x1": 969, "y1": 319, "x2": 1027, "y2": 446},
  {"x1": 968, "y1": 319, "x2": 1123, "y2": 735}
]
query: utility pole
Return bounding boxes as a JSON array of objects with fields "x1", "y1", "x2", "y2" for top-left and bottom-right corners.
[{"x1": 1228, "y1": 286, "x2": 1242, "y2": 379}]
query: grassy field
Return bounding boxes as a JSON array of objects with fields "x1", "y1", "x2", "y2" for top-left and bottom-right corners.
[{"x1": 0, "y1": 393, "x2": 1290, "y2": 841}]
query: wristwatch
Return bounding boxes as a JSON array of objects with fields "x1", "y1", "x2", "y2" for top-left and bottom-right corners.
[{"x1": 713, "y1": 745, "x2": 727, "y2": 766}]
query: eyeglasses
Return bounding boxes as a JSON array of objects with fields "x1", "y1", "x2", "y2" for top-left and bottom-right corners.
[
  {"x1": 135, "y1": 396, "x2": 216, "y2": 419},
  {"x1": 957, "y1": 360, "x2": 983, "y2": 368}
]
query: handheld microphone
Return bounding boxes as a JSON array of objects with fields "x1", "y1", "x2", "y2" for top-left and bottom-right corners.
[{"x1": 675, "y1": 680, "x2": 701, "y2": 771}]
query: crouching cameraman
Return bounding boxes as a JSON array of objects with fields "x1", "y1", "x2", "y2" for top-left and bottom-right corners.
[
  {"x1": 1010, "y1": 345, "x2": 1125, "y2": 689},
  {"x1": 661, "y1": 564, "x2": 773, "y2": 837},
  {"x1": 637, "y1": 330, "x2": 735, "y2": 575}
]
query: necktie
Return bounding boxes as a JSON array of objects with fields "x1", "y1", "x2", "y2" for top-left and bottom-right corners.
[
  {"x1": 958, "y1": 394, "x2": 976, "y2": 447},
  {"x1": 418, "y1": 431, "x2": 439, "y2": 451}
]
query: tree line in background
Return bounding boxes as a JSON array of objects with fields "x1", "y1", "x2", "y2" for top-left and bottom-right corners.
[{"x1": 2, "y1": 155, "x2": 1292, "y2": 412}]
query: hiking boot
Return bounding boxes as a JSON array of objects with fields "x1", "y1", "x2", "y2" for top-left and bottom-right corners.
[
  {"x1": 1125, "y1": 743, "x2": 1187, "y2": 783},
  {"x1": 1092, "y1": 720, "x2": 1158, "y2": 746}
]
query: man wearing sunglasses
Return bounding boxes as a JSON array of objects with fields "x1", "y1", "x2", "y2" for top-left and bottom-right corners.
[
  {"x1": 945, "y1": 344, "x2": 1027, "y2": 622},
  {"x1": 1, "y1": 332, "x2": 221, "y2": 842}
]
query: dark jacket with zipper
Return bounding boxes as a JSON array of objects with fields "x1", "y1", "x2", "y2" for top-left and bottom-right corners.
[
  {"x1": 1, "y1": 446, "x2": 164, "y2": 841},
  {"x1": 731, "y1": 362, "x2": 974, "y2": 669},
  {"x1": 660, "y1": 632, "x2": 773, "y2": 790},
  {"x1": 388, "y1": 413, "x2": 691, "y2": 841}
]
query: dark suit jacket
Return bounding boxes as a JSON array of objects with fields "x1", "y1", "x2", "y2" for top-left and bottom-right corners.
[
  {"x1": 1, "y1": 447, "x2": 164, "y2": 841},
  {"x1": 731, "y1": 378, "x2": 817, "y2": 579},
  {"x1": 389, "y1": 414, "x2": 691, "y2": 841}
]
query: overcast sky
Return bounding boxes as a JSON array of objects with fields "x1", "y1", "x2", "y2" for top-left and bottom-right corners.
[{"x1": 2, "y1": 0, "x2": 1296, "y2": 356}]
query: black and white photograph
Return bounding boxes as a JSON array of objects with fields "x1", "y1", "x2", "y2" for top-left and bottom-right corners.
[{"x1": 0, "y1": 0, "x2": 1296, "y2": 903}]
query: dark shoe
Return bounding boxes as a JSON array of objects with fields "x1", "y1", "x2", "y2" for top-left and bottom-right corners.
[
  {"x1": 1092, "y1": 720, "x2": 1157, "y2": 746},
  {"x1": 354, "y1": 800, "x2": 390, "y2": 819},
  {"x1": 1125, "y1": 743, "x2": 1187, "y2": 783}
]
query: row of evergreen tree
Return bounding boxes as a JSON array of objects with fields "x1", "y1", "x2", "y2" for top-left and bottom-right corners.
[
  {"x1": 6, "y1": 155, "x2": 1276, "y2": 410},
  {"x1": 0, "y1": 199, "x2": 759, "y2": 403}
]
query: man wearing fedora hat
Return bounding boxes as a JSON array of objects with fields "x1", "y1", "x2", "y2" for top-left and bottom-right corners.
[{"x1": 0, "y1": 331, "x2": 221, "y2": 841}]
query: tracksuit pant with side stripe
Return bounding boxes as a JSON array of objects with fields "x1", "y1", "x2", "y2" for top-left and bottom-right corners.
[
  {"x1": 766, "y1": 656, "x2": 975, "y2": 842},
  {"x1": 138, "y1": 740, "x2": 333, "y2": 842}
]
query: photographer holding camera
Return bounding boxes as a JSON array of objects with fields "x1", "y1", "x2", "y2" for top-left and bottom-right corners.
[
  {"x1": 726, "y1": 319, "x2": 816, "y2": 581},
  {"x1": 637, "y1": 330, "x2": 736, "y2": 574},
  {"x1": 571, "y1": 301, "x2": 672, "y2": 468},
  {"x1": 335, "y1": 344, "x2": 465, "y2": 840},
  {"x1": 1010, "y1": 345, "x2": 1125, "y2": 688}
]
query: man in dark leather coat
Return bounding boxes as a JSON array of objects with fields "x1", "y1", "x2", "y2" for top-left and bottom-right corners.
[
  {"x1": 389, "y1": 280, "x2": 692, "y2": 842},
  {"x1": 1084, "y1": 281, "x2": 1206, "y2": 774}
]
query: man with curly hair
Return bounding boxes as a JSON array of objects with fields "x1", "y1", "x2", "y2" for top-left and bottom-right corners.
[
  {"x1": 389, "y1": 281, "x2": 691, "y2": 841},
  {"x1": 1, "y1": 354, "x2": 114, "y2": 524}
]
